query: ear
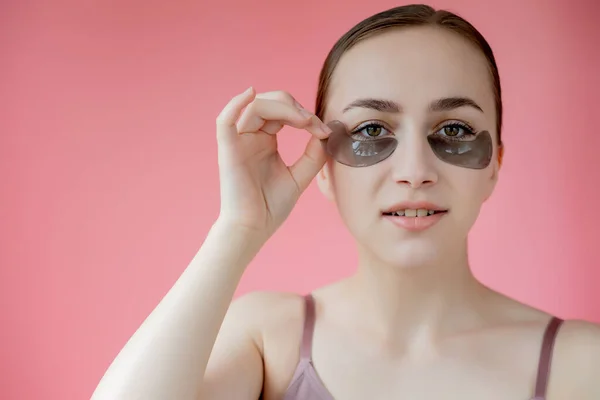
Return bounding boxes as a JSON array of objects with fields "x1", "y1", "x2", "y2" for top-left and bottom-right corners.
[
  {"x1": 317, "y1": 161, "x2": 335, "y2": 202},
  {"x1": 497, "y1": 143, "x2": 504, "y2": 170},
  {"x1": 483, "y1": 144, "x2": 503, "y2": 202}
]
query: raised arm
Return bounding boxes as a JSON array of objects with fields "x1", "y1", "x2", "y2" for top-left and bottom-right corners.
[{"x1": 91, "y1": 88, "x2": 332, "y2": 400}]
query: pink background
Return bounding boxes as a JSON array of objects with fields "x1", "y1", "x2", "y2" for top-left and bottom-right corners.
[{"x1": 2, "y1": 0, "x2": 599, "y2": 399}]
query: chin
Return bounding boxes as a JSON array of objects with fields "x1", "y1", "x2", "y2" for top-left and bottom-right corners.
[
  {"x1": 345, "y1": 214, "x2": 470, "y2": 269},
  {"x1": 387, "y1": 242, "x2": 443, "y2": 269},
  {"x1": 361, "y1": 239, "x2": 447, "y2": 270}
]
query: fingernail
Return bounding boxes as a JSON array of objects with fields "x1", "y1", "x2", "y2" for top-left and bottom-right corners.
[
  {"x1": 321, "y1": 123, "x2": 333, "y2": 134},
  {"x1": 299, "y1": 108, "x2": 313, "y2": 119}
]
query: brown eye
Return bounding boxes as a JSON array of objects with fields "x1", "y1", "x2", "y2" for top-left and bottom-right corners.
[
  {"x1": 443, "y1": 126, "x2": 461, "y2": 136},
  {"x1": 350, "y1": 122, "x2": 391, "y2": 141},
  {"x1": 365, "y1": 126, "x2": 382, "y2": 137},
  {"x1": 433, "y1": 122, "x2": 476, "y2": 141}
]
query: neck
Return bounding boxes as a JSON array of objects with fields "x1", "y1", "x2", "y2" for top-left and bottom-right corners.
[{"x1": 343, "y1": 241, "x2": 489, "y2": 345}]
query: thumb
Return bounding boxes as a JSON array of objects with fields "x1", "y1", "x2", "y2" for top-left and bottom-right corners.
[
  {"x1": 216, "y1": 87, "x2": 256, "y2": 144},
  {"x1": 289, "y1": 136, "x2": 328, "y2": 193}
]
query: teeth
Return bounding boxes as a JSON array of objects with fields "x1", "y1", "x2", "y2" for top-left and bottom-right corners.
[
  {"x1": 405, "y1": 209, "x2": 417, "y2": 217},
  {"x1": 386, "y1": 209, "x2": 441, "y2": 217}
]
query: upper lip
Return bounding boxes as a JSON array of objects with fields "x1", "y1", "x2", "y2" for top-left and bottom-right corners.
[{"x1": 381, "y1": 201, "x2": 448, "y2": 213}]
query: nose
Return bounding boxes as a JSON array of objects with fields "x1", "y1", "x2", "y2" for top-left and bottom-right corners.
[{"x1": 389, "y1": 132, "x2": 438, "y2": 188}]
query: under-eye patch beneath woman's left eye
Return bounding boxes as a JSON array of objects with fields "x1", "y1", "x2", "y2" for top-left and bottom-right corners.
[{"x1": 321, "y1": 120, "x2": 493, "y2": 169}]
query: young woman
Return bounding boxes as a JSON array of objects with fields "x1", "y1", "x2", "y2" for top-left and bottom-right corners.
[{"x1": 92, "y1": 4, "x2": 600, "y2": 400}]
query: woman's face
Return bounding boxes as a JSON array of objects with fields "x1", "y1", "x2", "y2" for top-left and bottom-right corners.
[{"x1": 318, "y1": 26, "x2": 501, "y2": 268}]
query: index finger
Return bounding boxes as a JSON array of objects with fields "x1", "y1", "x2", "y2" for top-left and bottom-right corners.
[
  {"x1": 254, "y1": 91, "x2": 331, "y2": 137},
  {"x1": 237, "y1": 98, "x2": 331, "y2": 140}
]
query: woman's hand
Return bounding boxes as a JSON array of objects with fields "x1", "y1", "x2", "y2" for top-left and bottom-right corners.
[{"x1": 215, "y1": 87, "x2": 331, "y2": 237}]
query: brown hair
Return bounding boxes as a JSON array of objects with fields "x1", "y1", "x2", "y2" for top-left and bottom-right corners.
[{"x1": 315, "y1": 4, "x2": 503, "y2": 148}]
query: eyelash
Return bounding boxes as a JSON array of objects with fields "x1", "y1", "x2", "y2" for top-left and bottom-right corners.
[
  {"x1": 350, "y1": 120, "x2": 477, "y2": 141},
  {"x1": 437, "y1": 120, "x2": 477, "y2": 141},
  {"x1": 350, "y1": 121, "x2": 392, "y2": 141}
]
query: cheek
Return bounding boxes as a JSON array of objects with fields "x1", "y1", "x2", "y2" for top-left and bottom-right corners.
[
  {"x1": 330, "y1": 165, "x2": 381, "y2": 230},
  {"x1": 456, "y1": 173, "x2": 488, "y2": 198},
  {"x1": 449, "y1": 170, "x2": 490, "y2": 222}
]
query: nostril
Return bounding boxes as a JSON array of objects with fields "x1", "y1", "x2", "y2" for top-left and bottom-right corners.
[{"x1": 396, "y1": 179, "x2": 435, "y2": 188}]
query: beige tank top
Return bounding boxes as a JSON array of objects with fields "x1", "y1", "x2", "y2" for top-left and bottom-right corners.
[{"x1": 281, "y1": 294, "x2": 564, "y2": 400}]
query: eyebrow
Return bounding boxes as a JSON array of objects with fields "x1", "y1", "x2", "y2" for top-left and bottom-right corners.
[
  {"x1": 342, "y1": 96, "x2": 484, "y2": 114},
  {"x1": 342, "y1": 98, "x2": 401, "y2": 113},
  {"x1": 429, "y1": 97, "x2": 483, "y2": 113}
]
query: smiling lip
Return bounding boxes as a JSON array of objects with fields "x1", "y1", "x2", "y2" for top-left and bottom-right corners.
[
  {"x1": 381, "y1": 201, "x2": 447, "y2": 214},
  {"x1": 381, "y1": 201, "x2": 448, "y2": 232}
]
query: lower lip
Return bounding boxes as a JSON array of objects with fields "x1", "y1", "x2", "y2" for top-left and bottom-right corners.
[{"x1": 382, "y1": 212, "x2": 447, "y2": 231}]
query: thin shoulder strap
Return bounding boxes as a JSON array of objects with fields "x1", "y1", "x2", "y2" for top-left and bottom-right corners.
[
  {"x1": 533, "y1": 316, "x2": 564, "y2": 399},
  {"x1": 300, "y1": 293, "x2": 316, "y2": 360}
]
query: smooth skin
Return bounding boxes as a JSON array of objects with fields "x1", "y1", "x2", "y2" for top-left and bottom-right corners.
[{"x1": 92, "y1": 27, "x2": 600, "y2": 400}]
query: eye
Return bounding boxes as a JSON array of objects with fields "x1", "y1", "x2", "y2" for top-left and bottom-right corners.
[
  {"x1": 433, "y1": 121, "x2": 476, "y2": 140},
  {"x1": 350, "y1": 122, "x2": 391, "y2": 141}
]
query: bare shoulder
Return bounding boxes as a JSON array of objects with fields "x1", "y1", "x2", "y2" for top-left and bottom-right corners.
[
  {"x1": 557, "y1": 318, "x2": 600, "y2": 350},
  {"x1": 228, "y1": 291, "x2": 304, "y2": 354},
  {"x1": 493, "y1": 293, "x2": 600, "y2": 395},
  {"x1": 228, "y1": 291, "x2": 309, "y2": 397},
  {"x1": 228, "y1": 290, "x2": 306, "y2": 338},
  {"x1": 203, "y1": 291, "x2": 307, "y2": 399},
  {"x1": 551, "y1": 318, "x2": 600, "y2": 397}
]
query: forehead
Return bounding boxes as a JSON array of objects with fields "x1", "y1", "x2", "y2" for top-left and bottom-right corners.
[{"x1": 326, "y1": 26, "x2": 495, "y2": 119}]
